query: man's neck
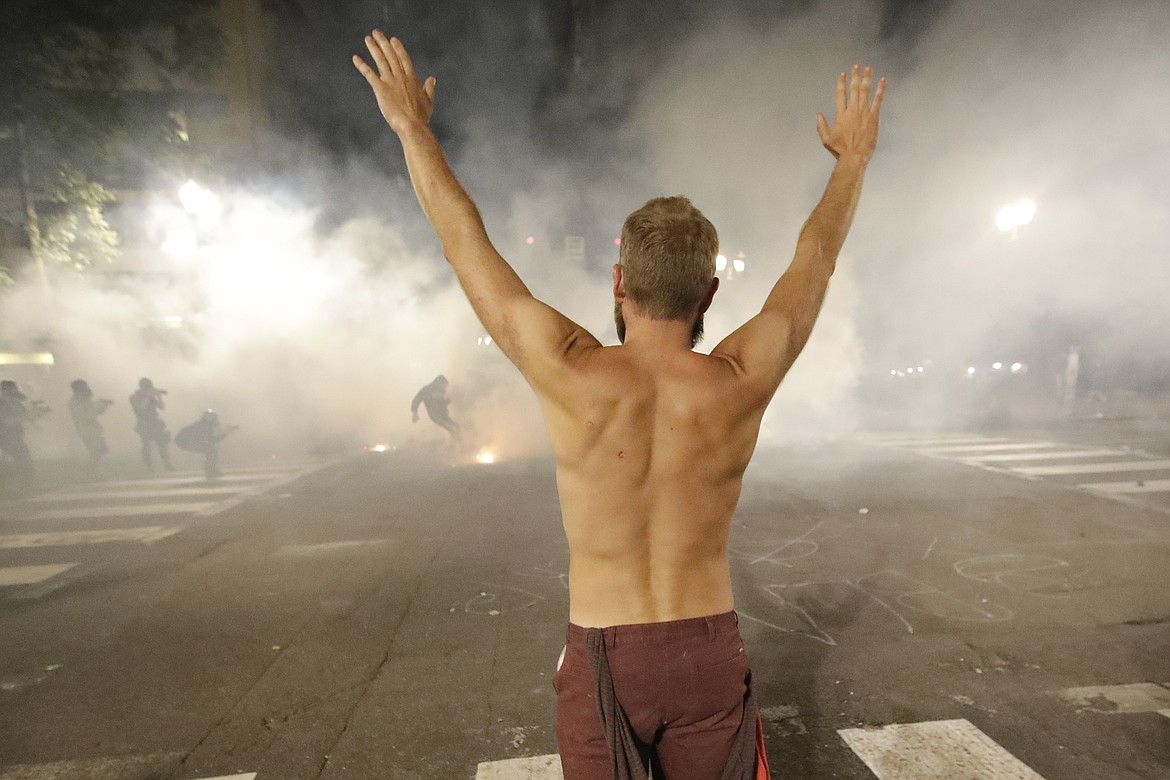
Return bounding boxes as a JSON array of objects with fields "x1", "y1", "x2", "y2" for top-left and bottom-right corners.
[{"x1": 620, "y1": 313, "x2": 696, "y2": 353}]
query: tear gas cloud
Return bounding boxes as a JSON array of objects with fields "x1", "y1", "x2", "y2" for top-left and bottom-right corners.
[{"x1": 3, "y1": 0, "x2": 1168, "y2": 462}]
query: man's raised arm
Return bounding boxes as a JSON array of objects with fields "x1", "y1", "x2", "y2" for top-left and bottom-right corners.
[
  {"x1": 713, "y1": 65, "x2": 885, "y2": 394},
  {"x1": 353, "y1": 31, "x2": 599, "y2": 383}
]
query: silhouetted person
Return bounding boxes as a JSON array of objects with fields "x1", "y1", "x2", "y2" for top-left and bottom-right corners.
[
  {"x1": 0, "y1": 379, "x2": 49, "y2": 479},
  {"x1": 129, "y1": 377, "x2": 172, "y2": 471},
  {"x1": 175, "y1": 410, "x2": 237, "y2": 480},
  {"x1": 68, "y1": 379, "x2": 113, "y2": 469},
  {"x1": 411, "y1": 374, "x2": 460, "y2": 442}
]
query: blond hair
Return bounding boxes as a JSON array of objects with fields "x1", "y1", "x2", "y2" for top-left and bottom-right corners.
[{"x1": 619, "y1": 196, "x2": 718, "y2": 320}]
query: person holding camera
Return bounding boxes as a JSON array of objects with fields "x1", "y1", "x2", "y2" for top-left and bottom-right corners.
[{"x1": 129, "y1": 377, "x2": 173, "y2": 472}]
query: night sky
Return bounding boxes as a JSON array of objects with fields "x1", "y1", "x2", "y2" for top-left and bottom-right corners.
[{"x1": 267, "y1": 0, "x2": 945, "y2": 160}]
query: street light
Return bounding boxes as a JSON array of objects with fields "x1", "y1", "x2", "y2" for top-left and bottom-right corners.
[
  {"x1": 161, "y1": 226, "x2": 198, "y2": 257},
  {"x1": 179, "y1": 180, "x2": 221, "y2": 224},
  {"x1": 996, "y1": 198, "x2": 1036, "y2": 233},
  {"x1": 715, "y1": 254, "x2": 728, "y2": 272}
]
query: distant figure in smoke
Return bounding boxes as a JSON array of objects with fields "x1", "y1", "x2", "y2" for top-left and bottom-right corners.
[
  {"x1": 0, "y1": 379, "x2": 50, "y2": 479},
  {"x1": 358, "y1": 32, "x2": 884, "y2": 778},
  {"x1": 129, "y1": 377, "x2": 173, "y2": 471},
  {"x1": 68, "y1": 379, "x2": 113, "y2": 469},
  {"x1": 410, "y1": 375, "x2": 461, "y2": 442},
  {"x1": 175, "y1": 410, "x2": 237, "y2": 480}
]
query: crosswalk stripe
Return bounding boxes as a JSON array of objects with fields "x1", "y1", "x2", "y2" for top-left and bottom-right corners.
[
  {"x1": 0, "y1": 756, "x2": 253, "y2": 780},
  {"x1": 1079, "y1": 478, "x2": 1170, "y2": 494},
  {"x1": 29, "y1": 485, "x2": 244, "y2": 501},
  {"x1": 1012, "y1": 459, "x2": 1170, "y2": 476},
  {"x1": 63, "y1": 473, "x2": 283, "y2": 490},
  {"x1": 916, "y1": 442, "x2": 1057, "y2": 454},
  {"x1": 1053, "y1": 683, "x2": 1170, "y2": 713},
  {"x1": 838, "y1": 718, "x2": 1045, "y2": 779},
  {"x1": 212, "y1": 462, "x2": 309, "y2": 473},
  {"x1": 964, "y1": 448, "x2": 1121, "y2": 463},
  {"x1": 873, "y1": 437, "x2": 1010, "y2": 447},
  {"x1": 0, "y1": 753, "x2": 184, "y2": 780},
  {"x1": 10, "y1": 502, "x2": 217, "y2": 522},
  {"x1": 0, "y1": 527, "x2": 180, "y2": 549},
  {"x1": 0, "y1": 563, "x2": 77, "y2": 586},
  {"x1": 476, "y1": 754, "x2": 562, "y2": 779}
]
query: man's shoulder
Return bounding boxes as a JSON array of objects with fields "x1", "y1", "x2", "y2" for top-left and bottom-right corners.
[{"x1": 558, "y1": 345, "x2": 742, "y2": 394}]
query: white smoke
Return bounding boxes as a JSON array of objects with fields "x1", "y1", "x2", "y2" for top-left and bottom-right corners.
[{"x1": 5, "y1": 0, "x2": 1168, "y2": 466}]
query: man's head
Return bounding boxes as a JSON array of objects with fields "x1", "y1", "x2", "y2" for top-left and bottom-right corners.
[
  {"x1": 71, "y1": 379, "x2": 91, "y2": 397},
  {"x1": 614, "y1": 196, "x2": 719, "y2": 347},
  {"x1": 138, "y1": 377, "x2": 154, "y2": 391},
  {"x1": 0, "y1": 379, "x2": 18, "y2": 396}
]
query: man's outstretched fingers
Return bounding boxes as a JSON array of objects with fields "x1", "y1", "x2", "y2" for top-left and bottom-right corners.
[
  {"x1": 373, "y1": 30, "x2": 400, "y2": 79},
  {"x1": 850, "y1": 64, "x2": 861, "y2": 109},
  {"x1": 365, "y1": 35, "x2": 393, "y2": 79},
  {"x1": 391, "y1": 37, "x2": 416, "y2": 80},
  {"x1": 860, "y1": 66, "x2": 872, "y2": 104},
  {"x1": 871, "y1": 77, "x2": 887, "y2": 114},
  {"x1": 353, "y1": 54, "x2": 377, "y2": 86},
  {"x1": 835, "y1": 72, "x2": 847, "y2": 119}
]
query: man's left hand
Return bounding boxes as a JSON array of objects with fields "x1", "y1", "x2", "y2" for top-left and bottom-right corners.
[{"x1": 353, "y1": 30, "x2": 436, "y2": 137}]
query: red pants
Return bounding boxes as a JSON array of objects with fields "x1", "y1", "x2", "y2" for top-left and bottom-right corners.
[{"x1": 553, "y1": 611, "x2": 761, "y2": 779}]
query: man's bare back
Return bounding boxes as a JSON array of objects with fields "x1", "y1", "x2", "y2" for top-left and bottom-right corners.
[{"x1": 541, "y1": 339, "x2": 765, "y2": 627}]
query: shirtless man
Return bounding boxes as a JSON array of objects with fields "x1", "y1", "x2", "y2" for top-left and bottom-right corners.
[{"x1": 355, "y1": 32, "x2": 884, "y2": 779}]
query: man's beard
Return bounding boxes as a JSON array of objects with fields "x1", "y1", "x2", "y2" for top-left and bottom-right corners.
[{"x1": 614, "y1": 302, "x2": 704, "y2": 348}]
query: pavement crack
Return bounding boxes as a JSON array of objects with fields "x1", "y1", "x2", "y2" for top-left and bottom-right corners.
[{"x1": 312, "y1": 543, "x2": 444, "y2": 779}]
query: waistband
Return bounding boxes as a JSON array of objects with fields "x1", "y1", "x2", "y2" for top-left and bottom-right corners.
[{"x1": 567, "y1": 610, "x2": 739, "y2": 648}]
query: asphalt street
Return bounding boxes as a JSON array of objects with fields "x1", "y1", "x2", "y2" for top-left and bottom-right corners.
[{"x1": 0, "y1": 421, "x2": 1168, "y2": 779}]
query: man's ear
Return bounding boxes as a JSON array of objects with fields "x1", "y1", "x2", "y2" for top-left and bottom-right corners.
[
  {"x1": 698, "y1": 276, "x2": 719, "y2": 315},
  {"x1": 612, "y1": 264, "x2": 627, "y2": 301}
]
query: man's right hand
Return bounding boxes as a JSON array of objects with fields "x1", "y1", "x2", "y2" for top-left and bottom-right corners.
[{"x1": 815, "y1": 64, "x2": 885, "y2": 163}]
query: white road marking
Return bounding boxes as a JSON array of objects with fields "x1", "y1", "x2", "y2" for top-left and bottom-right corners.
[
  {"x1": 838, "y1": 718, "x2": 1045, "y2": 779},
  {"x1": 278, "y1": 539, "x2": 392, "y2": 555},
  {"x1": 0, "y1": 752, "x2": 183, "y2": 780},
  {"x1": 1079, "y1": 478, "x2": 1170, "y2": 495},
  {"x1": 1054, "y1": 683, "x2": 1170, "y2": 713},
  {"x1": 30, "y1": 485, "x2": 243, "y2": 501},
  {"x1": 192, "y1": 464, "x2": 321, "y2": 518},
  {"x1": 0, "y1": 527, "x2": 180, "y2": 549},
  {"x1": 1012, "y1": 459, "x2": 1170, "y2": 476},
  {"x1": 964, "y1": 448, "x2": 1121, "y2": 463},
  {"x1": 12, "y1": 502, "x2": 217, "y2": 521},
  {"x1": 0, "y1": 563, "x2": 77, "y2": 586},
  {"x1": 476, "y1": 754, "x2": 563, "y2": 779},
  {"x1": 195, "y1": 775, "x2": 257, "y2": 780},
  {"x1": 213, "y1": 462, "x2": 311, "y2": 474},
  {"x1": 869, "y1": 437, "x2": 1010, "y2": 446},
  {"x1": 916, "y1": 442, "x2": 1057, "y2": 454},
  {"x1": 61, "y1": 473, "x2": 279, "y2": 490}
]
